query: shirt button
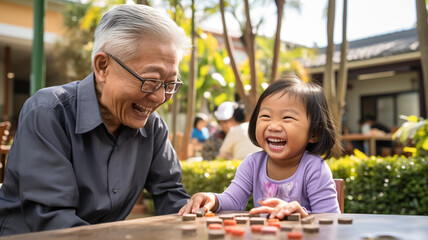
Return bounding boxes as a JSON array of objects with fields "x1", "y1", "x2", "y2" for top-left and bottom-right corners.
[{"x1": 112, "y1": 186, "x2": 118, "y2": 194}]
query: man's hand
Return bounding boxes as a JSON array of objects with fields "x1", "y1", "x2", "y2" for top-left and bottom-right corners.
[{"x1": 178, "y1": 192, "x2": 218, "y2": 215}]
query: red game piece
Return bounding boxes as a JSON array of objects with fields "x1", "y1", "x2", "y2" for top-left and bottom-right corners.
[
  {"x1": 288, "y1": 231, "x2": 303, "y2": 239},
  {"x1": 223, "y1": 219, "x2": 237, "y2": 226},
  {"x1": 205, "y1": 212, "x2": 215, "y2": 217},
  {"x1": 251, "y1": 224, "x2": 264, "y2": 233},
  {"x1": 267, "y1": 218, "x2": 279, "y2": 222},
  {"x1": 208, "y1": 223, "x2": 223, "y2": 230},
  {"x1": 267, "y1": 221, "x2": 281, "y2": 228},
  {"x1": 230, "y1": 227, "x2": 245, "y2": 236},
  {"x1": 224, "y1": 226, "x2": 234, "y2": 234}
]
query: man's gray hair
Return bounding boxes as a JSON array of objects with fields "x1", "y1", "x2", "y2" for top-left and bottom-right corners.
[{"x1": 91, "y1": 4, "x2": 190, "y2": 63}]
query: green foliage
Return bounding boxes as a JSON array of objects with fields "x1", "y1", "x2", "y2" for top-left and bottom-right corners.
[
  {"x1": 393, "y1": 115, "x2": 428, "y2": 157},
  {"x1": 329, "y1": 155, "x2": 428, "y2": 215},
  {"x1": 180, "y1": 155, "x2": 428, "y2": 215}
]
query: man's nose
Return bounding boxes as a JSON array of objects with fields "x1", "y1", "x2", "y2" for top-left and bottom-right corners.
[{"x1": 146, "y1": 87, "x2": 166, "y2": 103}]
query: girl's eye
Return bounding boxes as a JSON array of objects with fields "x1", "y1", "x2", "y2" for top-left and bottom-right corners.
[
  {"x1": 259, "y1": 114, "x2": 270, "y2": 118},
  {"x1": 283, "y1": 116, "x2": 294, "y2": 120}
]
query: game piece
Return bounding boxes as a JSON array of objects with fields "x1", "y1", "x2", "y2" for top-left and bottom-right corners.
[
  {"x1": 318, "y1": 218, "x2": 334, "y2": 224},
  {"x1": 338, "y1": 217, "x2": 353, "y2": 224},
  {"x1": 206, "y1": 218, "x2": 223, "y2": 226},
  {"x1": 287, "y1": 231, "x2": 303, "y2": 239},
  {"x1": 267, "y1": 218, "x2": 279, "y2": 222},
  {"x1": 280, "y1": 223, "x2": 297, "y2": 232},
  {"x1": 219, "y1": 214, "x2": 234, "y2": 220},
  {"x1": 208, "y1": 223, "x2": 223, "y2": 230},
  {"x1": 224, "y1": 226, "x2": 234, "y2": 234},
  {"x1": 195, "y1": 207, "x2": 208, "y2": 217},
  {"x1": 260, "y1": 226, "x2": 278, "y2": 235},
  {"x1": 249, "y1": 217, "x2": 265, "y2": 225},
  {"x1": 182, "y1": 213, "x2": 196, "y2": 221},
  {"x1": 230, "y1": 227, "x2": 245, "y2": 237},
  {"x1": 303, "y1": 224, "x2": 320, "y2": 233},
  {"x1": 251, "y1": 224, "x2": 264, "y2": 233},
  {"x1": 223, "y1": 219, "x2": 237, "y2": 226},
  {"x1": 249, "y1": 213, "x2": 260, "y2": 218},
  {"x1": 267, "y1": 221, "x2": 281, "y2": 228},
  {"x1": 287, "y1": 213, "x2": 301, "y2": 221},
  {"x1": 208, "y1": 229, "x2": 225, "y2": 239},
  {"x1": 375, "y1": 235, "x2": 398, "y2": 240},
  {"x1": 301, "y1": 215, "x2": 315, "y2": 224},
  {"x1": 235, "y1": 217, "x2": 249, "y2": 224},
  {"x1": 205, "y1": 212, "x2": 215, "y2": 217},
  {"x1": 181, "y1": 225, "x2": 197, "y2": 236}
]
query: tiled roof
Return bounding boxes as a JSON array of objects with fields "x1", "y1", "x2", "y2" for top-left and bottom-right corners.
[{"x1": 304, "y1": 28, "x2": 419, "y2": 67}]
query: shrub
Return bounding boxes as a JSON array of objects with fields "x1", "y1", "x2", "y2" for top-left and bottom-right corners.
[{"x1": 180, "y1": 155, "x2": 428, "y2": 215}]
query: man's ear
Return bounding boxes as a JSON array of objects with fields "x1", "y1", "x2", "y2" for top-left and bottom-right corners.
[{"x1": 93, "y1": 52, "x2": 110, "y2": 83}]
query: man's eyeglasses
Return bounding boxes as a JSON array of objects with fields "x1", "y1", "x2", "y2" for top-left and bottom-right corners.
[{"x1": 107, "y1": 54, "x2": 182, "y2": 94}]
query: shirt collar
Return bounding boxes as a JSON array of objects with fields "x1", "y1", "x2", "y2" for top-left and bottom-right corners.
[{"x1": 75, "y1": 73, "x2": 104, "y2": 134}]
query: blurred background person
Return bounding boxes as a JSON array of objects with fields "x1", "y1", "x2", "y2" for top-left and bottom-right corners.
[
  {"x1": 202, "y1": 102, "x2": 239, "y2": 160},
  {"x1": 190, "y1": 113, "x2": 209, "y2": 157},
  {"x1": 217, "y1": 103, "x2": 262, "y2": 160}
]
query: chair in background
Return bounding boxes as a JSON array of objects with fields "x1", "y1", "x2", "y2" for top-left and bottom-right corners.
[
  {"x1": 0, "y1": 121, "x2": 12, "y2": 183},
  {"x1": 334, "y1": 178, "x2": 345, "y2": 213}
]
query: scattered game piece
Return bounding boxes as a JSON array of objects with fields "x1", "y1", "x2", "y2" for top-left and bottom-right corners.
[
  {"x1": 375, "y1": 235, "x2": 398, "y2": 240},
  {"x1": 224, "y1": 226, "x2": 234, "y2": 234},
  {"x1": 301, "y1": 215, "x2": 315, "y2": 224},
  {"x1": 208, "y1": 229, "x2": 225, "y2": 239},
  {"x1": 287, "y1": 231, "x2": 303, "y2": 239},
  {"x1": 249, "y1": 213, "x2": 260, "y2": 218},
  {"x1": 260, "y1": 226, "x2": 278, "y2": 235},
  {"x1": 251, "y1": 224, "x2": 264, "y2": 233},
  {"x1": 249, "y1": 217, "x2": 265, "y2": 225},
  {"x1": 182, "y1": 213, "x2": 196, "y2": 221},
  {"x1": 287, "y1": 213, "x2": 301, "y2": 221},
  {"x1": 267, "y1": 218, "x2": 280, "y2": 222},
  {"x1": 318, "y1": 218, "x2": 334, "y2": 224},
  {"x1": 181, "y1": 225, "x2": 197, "y2": 236},
  {"x1": 230, "y1": 227, "x2": 246, "y2": 237},
  {"x1": 206, "y1": 218, "x2": 223, "y2": 226},
  {"x1": 223, "y1": 219, "x2": 237, "y2": 226},
  {"x1": 303, "y1": 224, "x2": 320, "y2": 233},
  {"x1": 267, "y1": 221, "x2": 281, "y2": 228},
  {"x1": 208, "y1": 223, "x2": 223, "y2": 230},
  {"x1": 219, "y1": 214, "x2": 235, "y2": 220},
  {"x1": 205, "y1": 212, "x2": 215, "y2": 217},
  {"x1": 280, "y1": 223, "x2": 296, "y2": 232},
  {"x1": 338, "y1": 217, "x2": 353, "y2": 224},
  {"x1": 235, "y1": 217, "x2": 249, "y2": 224},
  {"x1": 195, "y1": 207, "x2": 208, "y2": 217}
]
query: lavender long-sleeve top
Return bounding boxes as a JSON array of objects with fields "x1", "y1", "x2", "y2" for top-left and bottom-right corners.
[{"x1": 215, "y1": 151, "x2": 340, "y2": 213}]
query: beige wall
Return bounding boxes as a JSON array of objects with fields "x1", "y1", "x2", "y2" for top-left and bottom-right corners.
[
  {"x1": 0, "y1": 0, "x2": 64, "y2": 35},
  {"x1": 344, "y1": 71, "x2": 419, "y2": 133}
]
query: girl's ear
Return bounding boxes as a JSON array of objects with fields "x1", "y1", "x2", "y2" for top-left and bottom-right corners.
[{"x1": 308, "y1": 129, "x2": 321, "y2": 143}]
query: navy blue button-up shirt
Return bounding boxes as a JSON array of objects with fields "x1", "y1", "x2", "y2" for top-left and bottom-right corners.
[{"x1": 0, "y1": 73, "x2": 189, "y2": 236}]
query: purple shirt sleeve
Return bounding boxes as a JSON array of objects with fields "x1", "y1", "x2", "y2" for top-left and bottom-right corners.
[{"x1": 215, "y1": 151, "x2": 340, "y2": 213}]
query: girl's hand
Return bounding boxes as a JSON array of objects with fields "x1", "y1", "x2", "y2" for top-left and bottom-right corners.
[
  {"x1": 249, "y1": 198, "x2": 309, "y2": 219},
  {"x1": 178, "y1": 192, "x2": 218, "y2": 215}
]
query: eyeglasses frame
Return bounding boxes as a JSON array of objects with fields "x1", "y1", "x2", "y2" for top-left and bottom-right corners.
[{"x1": 107, "y1": 53, "x2": 182, "y2": 94}]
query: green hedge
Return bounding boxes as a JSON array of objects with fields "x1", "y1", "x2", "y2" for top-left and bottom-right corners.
[{"x1": 181, "y1": 156, "x2": 428, "y2": 215}]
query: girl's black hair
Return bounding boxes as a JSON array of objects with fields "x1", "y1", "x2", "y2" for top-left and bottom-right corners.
[{"x1": 247, "y1": 73, "x2": 343, "y2": 159}]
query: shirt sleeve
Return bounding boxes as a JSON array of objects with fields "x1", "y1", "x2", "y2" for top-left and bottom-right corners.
[
  {"x1": 8, "y1": 104, "x2": 88, "y2": 232},
  {"x1": 215, "y1": 155, "x2": 255, "y2": 211},
  {"x1": 145, "y1": 117, "x2": 190, "y2": 215},
  {"x1": 305, "y1": 160, "x2": 340, "y2": 213}
]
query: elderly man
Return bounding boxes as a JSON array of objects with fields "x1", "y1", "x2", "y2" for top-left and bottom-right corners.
[{"x1": 0, "y1": 4, "x2": 190, "y2": 236}]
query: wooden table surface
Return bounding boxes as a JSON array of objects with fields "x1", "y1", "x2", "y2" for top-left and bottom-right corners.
[
  {"x1": 341, "y1": 133, "x2": 394, "y2": 156},
  {"x1": 1, "y1": 212, "x2": 427, "y2": 240}
]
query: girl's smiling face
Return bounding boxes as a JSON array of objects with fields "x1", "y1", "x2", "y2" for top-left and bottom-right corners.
[{"x1": 255, "y1": 92, "x2": 317, "y2": 165}]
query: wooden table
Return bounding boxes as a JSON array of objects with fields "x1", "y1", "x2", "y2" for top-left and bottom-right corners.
[
  {"x1": 0, "y1": 145, "x2": 10, "y2": 182},
  {"x1": 1, "y1": 212, "x2": 427, "y2": 240},
  {"x1": 341, "y1": 133, "x2": 394, "y2": 156}
]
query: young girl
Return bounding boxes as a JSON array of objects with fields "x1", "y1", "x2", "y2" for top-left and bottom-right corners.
[{"x1": 179, "y1": 74, "x2": 342, "y2": 219}]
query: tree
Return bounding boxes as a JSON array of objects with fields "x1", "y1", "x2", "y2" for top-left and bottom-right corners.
[
  {"x1": 219, "y1": 0, "x2": 301, "y2": 119},
  {"x1": 416, "y1": 0, "x2": 428, "y2": 117}
]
